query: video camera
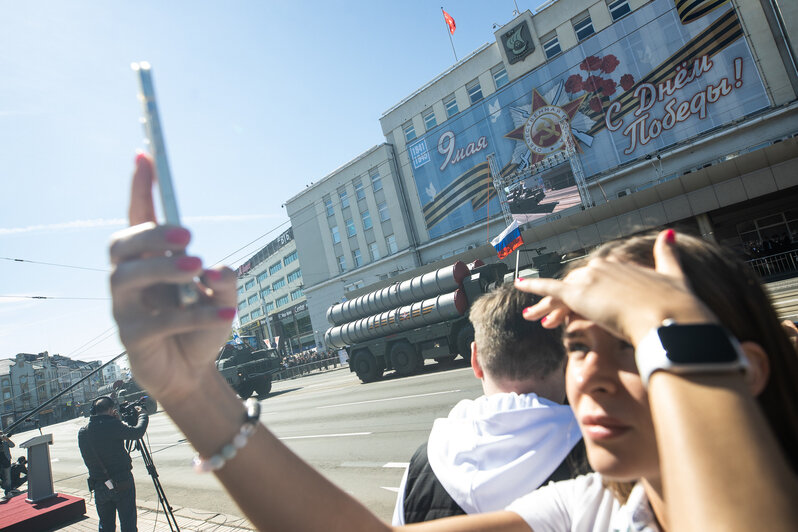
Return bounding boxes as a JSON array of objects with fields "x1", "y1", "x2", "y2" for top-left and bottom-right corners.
[{"x1": 118, "y1": 396, "x2": 148, "y2": 426}]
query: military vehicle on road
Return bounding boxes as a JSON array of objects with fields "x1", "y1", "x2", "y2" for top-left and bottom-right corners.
[{"x1": 215, "y1": 342, "x2": 283, "y2": 398}]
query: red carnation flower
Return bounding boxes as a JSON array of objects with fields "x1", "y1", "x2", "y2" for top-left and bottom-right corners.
[
  {"x1": 584, "y1": 75, "x2": 604, "y2": 93},
  {"x1": 589, "y1": 96, "x2": 603, "y2": 114},
  {"x1": 620, "y1": 73, "x2": 635, "y2": 91},
  {"x1": 601, "y1": 55, "x2": 620, "y2": 74},
  {"x1": 565, "y1": 74, "x2": 584, "y2": 93},
  {"x1": 580, "y1": 55, "x2": 603, "y2": 72},
  {"x1": 602, "y1": 78, "x2": 617, "y2": 97}
]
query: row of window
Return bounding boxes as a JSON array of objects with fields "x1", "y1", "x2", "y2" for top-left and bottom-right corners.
[
  {"x1": 238, "y1": 269, "x2": 302, "y2": 310},
  {"x1": 403, "y1": 0, "x2": 632, "y2": 141},
  {"x1": 237, "y1": 250, "x2": 300, "y2": 296},
  {"x1": 324, "y1": 169, "x2": 383, "y2": 217},
  {"x1": 337, "y1": 234, "x2": 398, "y2": 273},
  {"x1": 330, "y1": 202, "x2": 390, "y2": 243},
  {"x1": 240, "y1": 287, "x2": 304, "y2": 325}
]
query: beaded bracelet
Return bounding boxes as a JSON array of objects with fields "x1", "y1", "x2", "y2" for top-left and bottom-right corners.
[{"x1": 192, "y1": 397, "x2": 261, "y2": 473}]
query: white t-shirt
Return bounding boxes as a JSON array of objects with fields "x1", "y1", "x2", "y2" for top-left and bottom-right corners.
[{"x1": 506, "y1": 473, "x2": 660, "y2": 532}]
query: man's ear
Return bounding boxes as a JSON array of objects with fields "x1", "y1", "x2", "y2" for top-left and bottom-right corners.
[
  {"x1": 740, "y1": 341, "x2": 770, "y2": 397},
  {"x1": 470, "y1": 341, "x2": 484, "y2": 380}
]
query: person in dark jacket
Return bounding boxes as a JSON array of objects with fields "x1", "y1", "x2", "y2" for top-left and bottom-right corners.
[
  {"x1": 9, "y1": 456, "x2": 27, "y2": 491},
  {"x1": 0, "y1": 431, "x2": 15, "y2": 498},
  {"x1": 78, "y1": 395, "x2": 148, "y2": 532}
]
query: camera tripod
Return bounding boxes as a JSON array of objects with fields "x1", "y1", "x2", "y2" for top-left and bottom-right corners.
[{"x1": 126, "y1": 437, "x2": 180, "y2": 531}]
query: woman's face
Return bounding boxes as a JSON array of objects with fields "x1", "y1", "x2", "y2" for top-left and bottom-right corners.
[{"x1": 564, "y1": 317, "x2": 660, "y2": 482}]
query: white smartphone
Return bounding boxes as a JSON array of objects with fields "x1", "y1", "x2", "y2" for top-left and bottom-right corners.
[{"x1": 132, "y1": 61, "x2": 199, "y2": 306}]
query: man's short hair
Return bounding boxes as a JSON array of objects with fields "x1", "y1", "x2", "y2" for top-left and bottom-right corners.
[
  {"x1": 92, "y1": 396, "x2": 115, "y2": 415},
  {"x1": 468, "y1": 283, "x2": 564, "y2": 381}
]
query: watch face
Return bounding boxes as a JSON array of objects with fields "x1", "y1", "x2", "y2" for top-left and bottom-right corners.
[{"x1": 658, "y1": 324, "x2": 740, "y2": 364}]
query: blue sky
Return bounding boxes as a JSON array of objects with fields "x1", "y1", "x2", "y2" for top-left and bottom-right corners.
[{"x1": 0, "y1": 1, "x2": 540, "y2": 363}]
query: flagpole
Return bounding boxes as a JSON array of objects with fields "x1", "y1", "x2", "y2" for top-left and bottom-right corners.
[
  {"x1": 515, "y1": 248, "x2": 520, "y2": 279},
  {"x1": 441, "y1": 7, "x2": 458, "y2": 62}
]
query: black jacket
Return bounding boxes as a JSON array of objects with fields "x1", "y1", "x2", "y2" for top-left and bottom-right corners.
[{"x1": 78, "y1": 411, "x2": 148, "y2": 482}]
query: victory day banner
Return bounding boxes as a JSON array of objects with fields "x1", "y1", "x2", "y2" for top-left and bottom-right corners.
[{"x1": 407, "y1": 0, "x2": 770, "y2": 239}]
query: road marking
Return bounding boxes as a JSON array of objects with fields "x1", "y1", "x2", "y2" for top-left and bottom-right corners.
[
  {"x1": 382, "y1": 486, "x2": 401, "y2": 493},
  {"x1": 316, "y1": 389, "x2": 461, "y2": 409},
  {"x1": 339, "y1": 461, "x2": 409, "y2": 468},
  {"x1": 51, "y1": 458, "x2": 59, "y2": 463},
  {"x1": 383, "y1": 462, "x2": 409, "y2": 468},
  {"x1": 279, "y1": 431, "x2": 372, "y2": 441}
]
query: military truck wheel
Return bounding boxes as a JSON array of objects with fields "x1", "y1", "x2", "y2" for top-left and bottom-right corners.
[
  {"x1": 354, "y1": 351, "x2": 382, "y2": 383},
  {"x1": 456, "y1": 326, "x2": 474, "y2": 358},
  {"x1": 255, "y1": 377, "x2": 272, "y2": 397},
  {"x1": 391, "y1": 342, "x2": 421, "y2": 376},
  {"x1": 236, "y1": 384, "x2": 254, "y2": 399}
]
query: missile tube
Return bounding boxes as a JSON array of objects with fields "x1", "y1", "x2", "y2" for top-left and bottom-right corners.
[
  {"x1": 326, "y1": 261, "x2": 470, "y2": 326},
  {"x1": 324, "y1": 289, "x2": 467, "y2": 349}
]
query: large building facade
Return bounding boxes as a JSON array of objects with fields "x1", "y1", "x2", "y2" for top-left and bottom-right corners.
[
  {"x1": 287, "y1": 0, "x2": 798, "y2": 349},
  {"x1": 235, "y1": 227, "x2": 314, "y2": 353}
]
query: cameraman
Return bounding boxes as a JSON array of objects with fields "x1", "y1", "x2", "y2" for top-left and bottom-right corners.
[{"x1": 78, "y1": 396, "x2": 148, "y2": 532}]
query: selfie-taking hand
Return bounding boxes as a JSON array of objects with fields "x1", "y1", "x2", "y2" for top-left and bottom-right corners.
[{"x1": 109, "y1": 154, "x2": 236, "y2": 403}]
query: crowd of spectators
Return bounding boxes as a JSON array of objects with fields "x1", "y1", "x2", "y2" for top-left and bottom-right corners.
[
  {"x1": 743, "y1": 233, "x2": 797, "y2": 259},
  {"x1": 277, "y1": 348, "x2": 342, "y2": 379}
]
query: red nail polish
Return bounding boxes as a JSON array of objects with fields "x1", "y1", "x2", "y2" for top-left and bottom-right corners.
[
  {"x1": 664, "y1": 229, "x2": 676, "y2": 243},
  {"x1": 517, "y1": 277, "x2": 525, "y2": 282},
  {"x1": 176, "y1": 256, "x2": 202, "y2": 271},
  {"x1": 166, "y1": 228, "x2": 191, "y2": 245},
  {"x1": 217, "y1": 307, "x2": 236, "y2": 320},
  {"x1": 541, "y1": 316, "x2": 548, "y2": 324},
  {"x1": 135, "y1": 152, "x2": 148, "y2": 165},
  {"x1": 522, "y1": 306, "x2": 533, "y2": 314},
  {"x1": 204, "y1": 269, "x2": 222, "y2": 282}
]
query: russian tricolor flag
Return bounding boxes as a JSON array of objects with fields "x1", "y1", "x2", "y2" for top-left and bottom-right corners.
[{"x1": 491, "y1": 220, "x2": 524, "y2": 259}]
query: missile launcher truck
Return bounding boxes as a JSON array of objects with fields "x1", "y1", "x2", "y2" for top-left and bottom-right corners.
[{"x1": 324, "y1": 261, "x2": 508, "y2": 383}]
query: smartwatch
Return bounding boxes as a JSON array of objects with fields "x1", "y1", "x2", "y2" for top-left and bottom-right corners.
[{"x1": 635, "y1": 319, "x2": 749, "y2": 387}]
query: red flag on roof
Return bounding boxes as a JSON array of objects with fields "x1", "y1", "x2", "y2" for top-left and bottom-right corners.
[{"x1": 442, "y1": 9, "x2": 456, "y2": 34}]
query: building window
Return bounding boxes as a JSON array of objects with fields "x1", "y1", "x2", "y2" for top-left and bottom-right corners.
[
  {"x1": 386, "y1": 234, "x2": 398, "y2": 255},
  {"x1": 403, "y1": 122, "x2": 417, "y2": 142},
  {"x1": 251, "y1": 308, "x2": 263, "y2": 319},
  {"x1": 261, "y1": 288, "x2": 271, "y2": 299},
  {"x1": 287, "y1": 269, "x2": 302, "y2": 283},
  {"x1": 290, "y1": 287, "x2": 304, "y2": 301},
  {"x1": 371, "y1": 169, "x2": 382, "y2": 192},
  {"x1": 265, "y1": 301, "x2": 274, "y2": 312},
  {"x1": 573, "y1": 14, "x2": 595, "y2": 41},
  {"x1": 337, "y1": 255, "x2": 347, "y2": 273},
  {"x1": 269, "y1": 262, "x2": 282, "y2": 275},
  {"x1": 283, "y1": 250, "x2": 298, "y2": 266},
  {"x1": 324, "y1": 195, "x2": 334, "y2": 216},
  {"x1": 248, "y1": 294, "x2": 259, "y2": 306},
  {"x1": 444, "y1": 95, "x2": 459, "y2": 118},
  {"x1": 352, "y1": 249, "x2": 363, "y2": 268},
  {"x1": 244, "y1": 280, "x2": 255, "y2": 290},
  {"x1": 272, "y1": 278, "x2": 286, "y2": 291},
  {"x1": 237, "y1": 286, "x2": 244, "y2": 296},
  {"x1": 344, "y1": 280, "x2": 365, "y2": 293},
  {"x1": 542, "y1": 33, "x2": 561, "y2": 58},
  {"x1": 467, "y1": 81, "x2": 483, "y2": 104},
  {"x1": 241, "y1": 315, "x2": 251, "y2": 325},
  {"x1": 369, "y1": 242, "x2": 380, "y2": 261},
  {"x1": 338, "y1": 187, "x2": 349, "y2": 208},
  {"x1": 276, "y1": 295, "x2": 289, "y2": 307},
  {"x1": 345, "y1": 217, "x2": 356, "y2": 237},
  {"x1": 361, "y1": 209, "x2": 373, "y2": 230},
  {"x1": 331, "y1": 226, "x2": 341, "y2": 244},
  {"x1": 378, "y1": 201, "x2": 390, "y2": 222},
  {"x1": 353, "y1": 179, "x2": 365, "y2": 201},
  {"x1": 492, "y1": 66, "x2": 509, "y2": 89},
  {"x1": 238, "y1": 301, "x2": 247, "y2": 311},
  {"x1": 423, "y1": 109, "x2": 437, "y2": 130},
  {"x1": 257, "y1": 271, "x2": 269, "y2": 283},
  {"x1": 607, "y1": 0, "x2": 631, "y2": 21}
]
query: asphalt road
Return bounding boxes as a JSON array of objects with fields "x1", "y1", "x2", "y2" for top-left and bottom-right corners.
[{"x1": 11, "y1": 360, "x2": 482, "y2": 522}]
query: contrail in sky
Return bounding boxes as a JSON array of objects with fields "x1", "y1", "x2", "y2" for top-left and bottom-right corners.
[{"x1": 0, "y1": 214, "x2": 279, "y2": 235}]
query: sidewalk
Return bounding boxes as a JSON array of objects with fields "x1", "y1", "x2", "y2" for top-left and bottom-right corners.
[{"x1": 47, "y1": 486, "x2": 256, "y2": 531}]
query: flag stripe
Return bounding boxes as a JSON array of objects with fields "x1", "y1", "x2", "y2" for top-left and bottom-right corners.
[{"x1": 422, "y1": 162, "x2": 491, "y2": 228}]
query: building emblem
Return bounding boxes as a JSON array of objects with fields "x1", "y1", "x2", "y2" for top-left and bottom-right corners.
[{"x1": 501, "y1": 21, "x2": 534, "y2": 64}]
